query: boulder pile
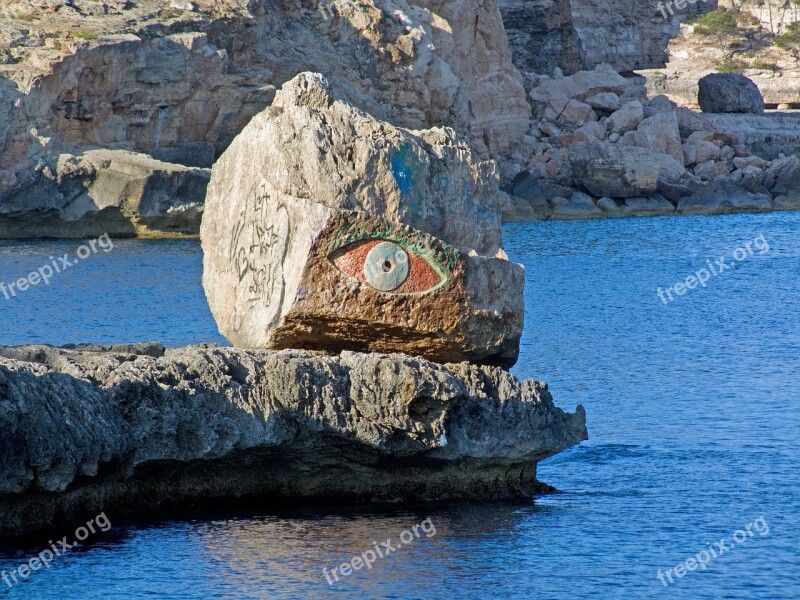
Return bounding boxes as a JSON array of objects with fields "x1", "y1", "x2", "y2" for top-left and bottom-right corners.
[{"x1": 504, "y1": 65, "x2": 800, "y2": 221}]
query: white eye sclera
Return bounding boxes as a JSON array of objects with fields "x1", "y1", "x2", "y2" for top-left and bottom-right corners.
[{"x1": 363, "y1": 241, "x2": 410, "y2": 291}]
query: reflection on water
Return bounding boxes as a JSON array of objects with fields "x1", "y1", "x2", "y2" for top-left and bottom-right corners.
[
  {"x1": 2, "y1": 212, "x2": 800, "y2": 598},
  {"x1": 0, "y1": 505, "x2": 536, "y2": 599}
]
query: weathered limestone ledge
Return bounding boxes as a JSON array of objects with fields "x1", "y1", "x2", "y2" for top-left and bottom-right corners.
[{"x1": 0, "y1": 344, "x2": 587, "y2": 538}]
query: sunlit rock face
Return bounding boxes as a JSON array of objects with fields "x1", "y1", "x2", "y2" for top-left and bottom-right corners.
[
  {"x1": 0, "y1": 0, "x2": 531, "y2": 238},
  {"x1": 201, "y1": 73, "x2": 524, "y2": 367}
]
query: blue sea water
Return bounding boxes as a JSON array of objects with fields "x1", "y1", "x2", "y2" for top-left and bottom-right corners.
[{"x1": 1, "y1": 212, "x2": 799, "y2": 599}]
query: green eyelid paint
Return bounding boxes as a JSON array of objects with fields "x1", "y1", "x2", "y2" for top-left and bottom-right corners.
[{"x1": 327, "y1": 214, "x2": 459, "y2": 284}]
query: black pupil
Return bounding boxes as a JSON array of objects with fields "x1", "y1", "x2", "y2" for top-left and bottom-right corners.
[{"x1": 383, "y1": 260, "x2": 393, "y2": 272}]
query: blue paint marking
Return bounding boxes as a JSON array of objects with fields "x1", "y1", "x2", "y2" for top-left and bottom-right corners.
[
  {"x1": 390, "y1": 146, "x2": 498, "y2": 224},
  {"x1": 390, "y1": 146, "x2": 414, "y2": 195}
]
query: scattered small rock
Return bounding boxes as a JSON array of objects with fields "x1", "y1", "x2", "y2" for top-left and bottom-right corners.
[{"x1": 608, "y1": 100, "x2": 644, "y2": 134}]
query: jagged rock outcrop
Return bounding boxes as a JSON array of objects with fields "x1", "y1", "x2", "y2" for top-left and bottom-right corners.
[
  {"x1": 201, "y1": 73, "x2": 524, "y2": 367},
  {"x1": 0, "y1": 343, "x2": 588, "y2": 538},
  {"x1": 0, "y1": 0, "x2": 530, "y2": 237}
]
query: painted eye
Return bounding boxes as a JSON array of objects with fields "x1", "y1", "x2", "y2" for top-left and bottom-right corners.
[{"x1": 331, "y1": 239, "x2": 447, "y2": 294}]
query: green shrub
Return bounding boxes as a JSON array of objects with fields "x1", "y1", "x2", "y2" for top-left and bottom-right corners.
[
  {"x1": 715, "y1": 59, "x2": 748, "y2": 73},
  {"x1": 73, "y1": 29, "x2": 98, "y2": 40},
  {"x1": 751, "y1": 60, "x2": 780, "y2": 71},
  {"x1": 158, "y1": 9, "x2": 184, "y2": 20},
  {"x1": 776, "y1": 22, "x2": 800, "y2": 50},
  {"x1": 8, "y1": 10, "x2": 37, "y2": 21},
  {"x1": 687, "y1": 9, "x2": 741, "y2": 37}
]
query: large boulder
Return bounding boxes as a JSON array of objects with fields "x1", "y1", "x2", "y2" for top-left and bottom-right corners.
[
  {"x1": 764, "y1": 155, "x2": 800, "y2": 195},
  {"x1": 622, "y1": 195, "x2": 675, "y2": 216},
  {"x1": 569, "y1": 141, "x2": 660, "y2": 197},
  {"x1": 569, "y1": 141, "x2": 695, "y2": 200},
  {"x1": 529, "y1": 64, "x2": 628, "y2": 103},
  {"x1": 0, "y1": 343, "x2": 588, "y2": 537},
  {"x1": 550, "y1": 192, "x2": 603, "y2": 219},
  {"x1": 678, "y1": 180, "x2": 773, "y2": 214},
  {"x1": 607, "y1": 100, "x2": 644, "y2": 134},
  {"x1": 682, "y1": 133, "x2": 721, "y2": 167},
  {"x1": 202, "y1": 73, "x2": 524, "y2": 367},
  {"x1": 698, "y1": 73, "x2": 765, "y2": 114}
]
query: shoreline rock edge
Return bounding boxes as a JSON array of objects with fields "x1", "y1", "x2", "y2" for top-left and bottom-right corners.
[{"x1": 0, "y1": 344, "x2": 587, "y2": 539}]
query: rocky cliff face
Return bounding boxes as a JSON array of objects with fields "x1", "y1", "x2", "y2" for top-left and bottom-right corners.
[
  {"x1": 0, "y1": 343, "x2": 587, "y2": 538},
  {"x1": 498, "y1": 0, "x2": 716, "y2": 76},
  {"x1": 0, "y1": 0, "x2": 530, "y2": 237}
]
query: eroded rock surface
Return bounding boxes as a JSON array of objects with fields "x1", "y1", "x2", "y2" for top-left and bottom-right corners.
[
  {"x1": 0, "y1": 343, "x2": 588, "y2": 538},
  {"x1": 202, "y1": 73, "x2": 524, "y2": 367},
  {"x1": 0, "y1": 0, "x2": 532, "y2": 238},
  {"x1": 498, "y1": 0, "x2": 716, "y2": 75},
  {"x1": 0, "y1": 148, "x2": 209, "y2": 238}
]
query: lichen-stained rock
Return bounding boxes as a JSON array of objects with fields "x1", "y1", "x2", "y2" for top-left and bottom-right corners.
[
  {"x1": 0, "y1": 344, "x2": 588, "y2": 538},
  {"x1": 202, "y1": 73, "x2": 524, "y2": 367}
]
